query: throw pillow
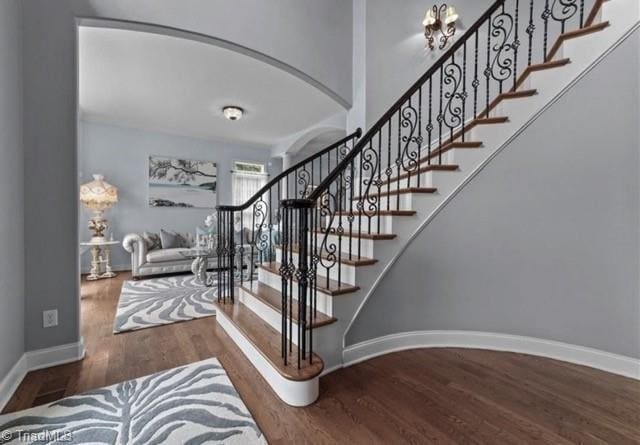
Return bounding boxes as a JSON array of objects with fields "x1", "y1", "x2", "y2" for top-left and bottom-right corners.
[
  {"x1": 143, "y1": 231, "x2": 162, "y2": 251},
  {"x1": 160, "y1": 229, "x2": 194, "y2": 249}
]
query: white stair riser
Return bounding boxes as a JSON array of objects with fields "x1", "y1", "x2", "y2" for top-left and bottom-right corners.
[
  {"x1": 215, "y1": 308, "x2": 319, "y2": 407},
  {"x1": 275, "y1": 248, "x2": 358, "y2": 286},
  {"x1": 350, "y1": 193, "x2": 413, "y2": 211},
  {"x1": 354, "y1": 171, "x2": 437, "y2": 195},
  {"x1": 329, "y1": 214, "x2": 395, "y2": 233},
  {"x1": 319, "y1": 233, "x2": 377, "y2": 258},
  {"x1": 238, "y1": 287, "x2": 304, "y2": 346},
  {"x1": 258, "y1": 267, "x2": 334, "y2": 315}
]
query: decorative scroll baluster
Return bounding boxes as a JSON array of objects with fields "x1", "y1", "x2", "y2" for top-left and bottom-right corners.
[
  {"x1": 552, "y1": 0, "x2": 578, "y2": 34},
  {"x1": 443, "y1": 54, "x2": 463, "y2": 142},
  {"x1": 490, "y1": 3, "x2": 515, "y2": 95}
]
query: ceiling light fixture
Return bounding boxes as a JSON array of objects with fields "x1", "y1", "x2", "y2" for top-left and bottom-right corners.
[
  {"x1": 423, "y1": 4, "x2": 459, "y2": 50},
  {"x1": 222, "y1": 106, "x2": 244, "y2": 121}
]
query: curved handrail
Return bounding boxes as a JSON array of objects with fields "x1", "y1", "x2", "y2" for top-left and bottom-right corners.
[
  {"x1": 217, "y1": 128, "x2": 362, "y2": 212},
  {"x1": 294, "y1": 0, "x2": 505, "y2": 205}
]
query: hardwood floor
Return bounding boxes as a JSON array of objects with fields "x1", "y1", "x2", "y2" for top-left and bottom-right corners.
[{"x1": 3, "y1": 272, "x2": 639, "y2": 443}]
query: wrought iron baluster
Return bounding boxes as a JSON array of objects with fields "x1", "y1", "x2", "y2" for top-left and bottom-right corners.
[
  {"x1": 462, "y1": 42, "x2": 467, "y2": 142},
  {"x1": 579, "y1": 0, "x2": 585, "y2": 28},
  {"x1": 376, "y1": 132, "x2": 382, "y2": 226},
  {"x1": 241, "y1": 211, "x2": 245, "y2": 287},
  {"x1": 288, "y1": 206, "x2": 293, "y2": 354},
  {"x1": 473, "y1": 30, "x2": 479, "y2": 118},
  {"x1": 513, "y1": 0, "x2": 520, "y2": 92},
  {"x1": 386, "y1": 121, "x2": 392, "y2": 208},
  {"x1": 357, "y1": 149, "x2": 363, "y2": 258},
  {"x1": 417, "y1": 86, "x2": 423, "y2": 185},
  {"x1": 337, "y1": 174, "x2": 344, "y2": 286},
  {"x1": 396, "y1": 111, "x2": 402, "y2": 210},
  {"x1": 438, "y1": 64, "x2": 444, "y2": 164},
  {"x1": 527, "y1": 0, "x2": 535, "y2": 67},
  {"x1": 428, "y1": 77, "x2": 433, "y2": 165},
  {"x1": 268, "y1": 188, "x2": 273, "y2": 263},
  {"x1": 216, "y1": 209, "x2": 221, "y2": 302},
  {"x1": 279, "y1": 206, "x2": 289, "y2": 365},
  {"x1": 543, "y1": 0, "x2": 551, "y2": 60},
  {"x1": 485, "y1": 18, "x2": 492, "y2": 119}
]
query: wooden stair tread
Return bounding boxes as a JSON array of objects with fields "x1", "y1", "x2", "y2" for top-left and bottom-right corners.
[
  {"x1": 241, "y1": 282, "x2": 337, "y2": 328},
  {"x1": 260, "y1": 262, "x2": 360, "y2": 296},
  {"x1": 499, "y1": 89, "x2": 538, "y2": 99},
  {"x1": 382, "y1": 164, "x2": 459, "y2": 186},
  {"x1": 420, "y1": 141, "x2": 483, "y2": 165},
  {"x1": 335, "y1": 209, "x2": 416, "y2": 216},
  {"x1": 515, "y1": 58, "x2": 571, "y2": 89},
  {"x1": 546, "y1": 21, "x2": 610, "y2": 62},
  {"x1": 314, "y1": 229, "x2": 397, "y2": 240},
  {"x1": 478, "y1": 89, "x2": 538, "y2": 119},
  {"x1": 473, "y1": 116, "x2": 509, "y2": 125},
  {"x1": 353, "y1": 187, "x2": 437, "y2": 200},
  {"x1": 215, "y1": 300, "x2": 324, "y2": 381},
  {"x1": 279, "y1": 243, "x2": 378, "y2": 267}
]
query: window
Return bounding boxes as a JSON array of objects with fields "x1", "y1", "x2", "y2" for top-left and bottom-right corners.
[{"x1": 232, "y1": 161, "x2": 268, "y2": 205}]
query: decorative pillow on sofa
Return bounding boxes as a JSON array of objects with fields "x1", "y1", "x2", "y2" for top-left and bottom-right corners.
[
  {"x1": 160, "y1": 229, "x2": 193, "y2": 249},
  {"x1": 142, "y1": 231, "x2": 162, "y2": 251}
]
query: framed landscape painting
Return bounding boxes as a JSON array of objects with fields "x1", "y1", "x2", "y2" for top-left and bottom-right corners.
[{"x1": 148, "y1": 156, "x2": 217, "y2": 208}]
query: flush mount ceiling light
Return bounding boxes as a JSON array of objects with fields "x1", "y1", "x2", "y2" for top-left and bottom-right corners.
[
  {"x1": 423, "y1": 4, "x2": 459, "y2": 50},
  {"x1": 222, "y1": 106, "x2": 244, "y2": 121}
]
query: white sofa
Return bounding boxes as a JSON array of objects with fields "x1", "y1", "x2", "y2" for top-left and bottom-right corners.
[{"x1": 122, "y1": 233, "x2": 217, "y2": 279}]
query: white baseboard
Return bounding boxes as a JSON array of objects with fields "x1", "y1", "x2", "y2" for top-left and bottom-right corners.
[
  {"x1": 341, "y1": 331, "x2": 640, "y2": 380},
  {"x1": 0, "y1": 338, "x2": 85, "y2": 412},
  {"x1": 0, "y1": 355, "x2": 28, "y2": 412}
]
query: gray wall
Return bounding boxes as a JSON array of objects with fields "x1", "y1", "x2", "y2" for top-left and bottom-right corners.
[
  {"x1": 78, "y1": 121, "x2": 281, "y2": 271},
  {"x1": 364, "y1": 0, "x2": 490, "y2": 125},
  {"x1": 347, "y1": 31, "x2": 640, "y2": 359},
  {"x1": 23, "y1": 1, "x2": 80, "y2": 352},
  {"x1": 0, "y1": 0, "x2": 25, "y2": 378},
  {"x1": 20, "y1": 0, "x2": 350, "y2": 352}
]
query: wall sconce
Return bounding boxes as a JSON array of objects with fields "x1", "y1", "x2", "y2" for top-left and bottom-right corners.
[{"x1": 423, "y1": 4, "x2": 459, "y2": 50}]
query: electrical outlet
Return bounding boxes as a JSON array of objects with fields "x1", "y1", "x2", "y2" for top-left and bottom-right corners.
[{"x1": 43, "y1": 309, "x2": 58, "y2": 328}]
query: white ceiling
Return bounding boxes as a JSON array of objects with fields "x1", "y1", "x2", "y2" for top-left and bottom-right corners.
[{"x1": 78, "y1": 27, "x2": 345, "y2": 147}]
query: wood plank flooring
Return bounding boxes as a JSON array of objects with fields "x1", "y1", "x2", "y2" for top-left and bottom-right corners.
[{"x1": 3, "y1": 272, "x2": 639, "y2": 444}]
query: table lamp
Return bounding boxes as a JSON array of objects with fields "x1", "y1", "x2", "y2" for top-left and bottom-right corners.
[{"x1": 80, "y1": 174, "x2": 118, "y2": 241}]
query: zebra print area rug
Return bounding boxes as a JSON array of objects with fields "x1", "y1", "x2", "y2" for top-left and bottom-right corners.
[
  {"x1": 113, "y1": 275, "x2": 216, "y2": 333},
  {"x1": 0, "y1": 358, "x2": 267, "y2": 445}
]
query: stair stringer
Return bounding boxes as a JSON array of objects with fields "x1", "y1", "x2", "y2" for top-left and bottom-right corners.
[{"x1": 306, "y1": 0, "x2": 640, "y2": 372}]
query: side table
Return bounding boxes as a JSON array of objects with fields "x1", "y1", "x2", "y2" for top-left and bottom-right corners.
[{"x1": 81, "y1": 240, "x2": 120, "y2": 280}]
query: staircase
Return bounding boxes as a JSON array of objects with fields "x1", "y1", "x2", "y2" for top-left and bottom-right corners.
[{"x1": 214, "y1": 0, "x2": 639, "y2": 406}]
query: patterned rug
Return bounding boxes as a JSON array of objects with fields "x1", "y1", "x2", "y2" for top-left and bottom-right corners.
[
  {"x1": 113, "y1": 275, "x2": 217, "y2": 333},
  {"x1": 0, "y1": 358, "x2": 267, "y2": 445}
]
